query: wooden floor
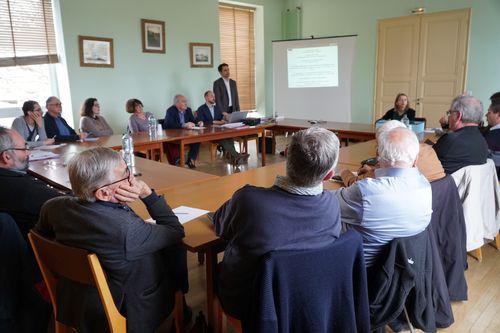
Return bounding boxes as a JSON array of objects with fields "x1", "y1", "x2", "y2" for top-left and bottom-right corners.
[{"x1": 157, "y1": 141, "x2": 500, "y2": 333}]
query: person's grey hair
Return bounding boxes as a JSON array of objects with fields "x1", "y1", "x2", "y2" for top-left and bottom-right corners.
[
  {"x1": 173, "y1": 94, "x2": 185, "y2": 105},
  {"x1": 378, "y1": 127, "x2": 419, "y2": 167},
  {"x1": 68, "y1": 147, "x2": 123, "y2": 202},
  {"x1": 0, "y1": 126, "x2": 15, "y2": 153},
  {"x1": 286, "y1": 127, "x2": 340, "y2": 187},
  {"x1": 375, "y1": 120, "x2": 405, "y2": 139},
  {"x1": 45, "y1": 96, "x2": 58, "y2": 107},
  {"x1": 450, "y1": 94, "x2": 483, "y2": 124}
]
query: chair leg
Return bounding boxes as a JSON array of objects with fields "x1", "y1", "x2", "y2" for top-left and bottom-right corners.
[
  {"x1": 210, "y1": 143, "x2": 216, "y2": 162},
  {"x1": 468, "y1": 248, "x2": 483, "y2": 262},
  {"x1": 174, "y1": 291, "x2": 185, "y2": 333},
  {"x1": 491, "y1": 232, "x2": 500, "y2": 250},
  {"x1": 403, "y1": 305, "x2": 415, "y2": 333},
  {"x1": 197, "y1": 252, "x2": 205, "y2": 265}
]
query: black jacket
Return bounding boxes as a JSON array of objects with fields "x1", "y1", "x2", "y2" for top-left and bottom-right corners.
[
  {"x1": 429, "y1": 175, "x2": 468, "y2": 301},
  {"x1": 0, "y1": 168, "x2": 61, "y2": 238},
  {"x1": 196, "y1": 103, "x2": 223, "y2": 125},
  {"x1": 164, "y1": 106, "x2": 196, "y2": 129},
  {"x1": 381, "y1": 108, "x2": 416, "y2": 121},
  {"x1": 368, "y1": 229, "x2": 453, "y2": 332},
  {"x1": 35, "y1": 193, "x2": 187, "y2": 333},
  {"x1": 213, "y1": 77, "x2": 240, "y2": 113},
  {"x1": 43, "y1": 113, "x2": 79, "y2": 142}
]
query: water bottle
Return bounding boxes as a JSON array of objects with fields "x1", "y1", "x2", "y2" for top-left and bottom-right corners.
[
  {"x1": 401, "y1": 114, "x2": 410, "y2": 128},
  {"x1": 147, "y1": 114, "x2": 157, "y2": 138},
  {"x1": 122, "y1": 126, "x2": 135, "y2": 167}
]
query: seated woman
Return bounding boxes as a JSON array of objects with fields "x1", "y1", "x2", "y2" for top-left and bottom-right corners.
[
  {"x1": 11, "y1": 100, "x2": 54, "y2": 148},
  {"x1": 380, "y1": 93, "x2": 416, "y2": 121},
  {"x1": 126, "y1": 98, "x2": 153, "y2": 133},
  {"x1": 79, "y1": 98, "x2": 113, "y2": 137}
]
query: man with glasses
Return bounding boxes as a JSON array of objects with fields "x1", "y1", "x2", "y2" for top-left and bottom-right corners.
[
  {"x1": 35, "y1": 147, "x2": 189, "y2": 333},
  {"x1": 433, "y1": 94, "x2": 489, "y2": 174},
  {"x1": 0, "y1": 126, "x2": 62, "y2": 238},
  {"x1": 43, "y1": 96, "x2": 87, "y2": 142}
]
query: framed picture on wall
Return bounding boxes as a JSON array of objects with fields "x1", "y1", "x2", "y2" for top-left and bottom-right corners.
[
  {"x1": 141, "y1": 19, "x2": 166, "y2": 53},
  {"x1": 189, "y1": 43, "x2": 213, "y2": 68},
  {"x1": 79, "y1": 36, "x2": 114, "y2": 68}
]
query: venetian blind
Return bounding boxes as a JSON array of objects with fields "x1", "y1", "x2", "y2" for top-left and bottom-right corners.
[
  {"x1": 219, "y1": 4, "x2": 255, "y2": 110},
  {"x1": 0, "y1": 0, "x2": 58, "y2": 67}
]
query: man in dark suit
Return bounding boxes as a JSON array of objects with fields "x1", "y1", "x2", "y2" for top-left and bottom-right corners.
[
  {"x1": 164, "y1": 94, "x2": 202, "y2": 168},
  {"x1": 213, "y1": 63, "x2": 240, "y2": 116},
  {"x1": 44, "y1": 96, "x2": 87, "y2": 142},
  {"x1": 196, "y1": 90, "x2": 249, "y2": 165},
  {"x1": 35, "y1": 147, "x2": 189, "y2": 333},
  {"x1": 484, "y1": 93, "x2": 500, "y2": 178},
  {"x1": 0, "y1": 126, "x2": 62, "y2": 238}
]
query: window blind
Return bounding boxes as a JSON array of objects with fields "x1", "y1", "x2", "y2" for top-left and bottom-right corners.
[
  {"x1": 0, "y1": 0, "x2": 58, "y2": 67},
  {"x1": 219, "y1": 4, "x2": 255, "y2": 110}
]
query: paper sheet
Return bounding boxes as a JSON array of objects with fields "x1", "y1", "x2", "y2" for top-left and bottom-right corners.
[
  {"x1": 221, "y1": 122, "x2": 244, "y2": 128},
  {"x1": 29, "y1": 150, "x2": 59, "y2": 161},
  {"x1": 145, "y1": 206, "x2": 209, "y2": 225},
  {"x1": 83, "y1": 137, "x2": 99, "y2": 142},
  {"x1": 192, "y1": 126, "x2": 206, "y2": 130},
  {"x1": 34, "y1": 144, "x2": 66, "y2": 150}
]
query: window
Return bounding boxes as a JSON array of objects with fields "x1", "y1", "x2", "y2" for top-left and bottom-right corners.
[
  {"x1": 219, "y1": 4, "x2": 255, "y2": 111},
  {"x1": 0, "y1": 0, "x2": 59, "y2": 127}
]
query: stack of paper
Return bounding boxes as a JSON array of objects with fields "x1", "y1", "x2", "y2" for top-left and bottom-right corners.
[
  {"x1": 29, "y1": 150, "x2": 59, "y2": 161},
  {"x1": 146, "y1": 206, "x2": 209, "y2": 225},
  {"x1": 221, "y1": 122, "x2": 244, "y2": 129}
]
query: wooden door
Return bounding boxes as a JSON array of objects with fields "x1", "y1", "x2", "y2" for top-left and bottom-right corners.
[
  {"x1": 374, "y1": 9, "x2": 470, "y2": 126},
  {"x1": 374, "y1": 16, "x2": 420, "y2": 121},
  {"x1": 416, "y1": 9, "x2": 470, "y2": 127}
]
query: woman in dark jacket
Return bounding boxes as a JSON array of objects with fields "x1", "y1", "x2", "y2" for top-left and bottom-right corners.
[{"x1": 380, "y1": 93, "x2": 416, "y2": 121}]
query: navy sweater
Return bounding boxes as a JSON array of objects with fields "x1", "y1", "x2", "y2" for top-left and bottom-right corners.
[{"x1": 213, "y1": 184, "x2": 341, "y2": 319}]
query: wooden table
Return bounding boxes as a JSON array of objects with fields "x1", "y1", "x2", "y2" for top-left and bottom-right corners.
[
  {"x1": 271, "y1": 118, "x2": 376, "y2": 143},
  {"x1": 162, "y1": 125, "x2": 269, "y2": 167},
  {"x1": 28, "y1": 144, "x2": 218, "y2": 193}
]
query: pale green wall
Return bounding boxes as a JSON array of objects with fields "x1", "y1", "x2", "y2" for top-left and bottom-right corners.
[
  {"x1": 58, "y1": 0, "x2": 285, "y2": 132},
  {"x1": 286, "y1": 0, "x2": 500, "y2": 123}
]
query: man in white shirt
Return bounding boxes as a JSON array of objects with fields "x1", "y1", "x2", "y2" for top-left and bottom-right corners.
[{"x1": 213, "y1": 63, "x2": 240, "y2": 117}]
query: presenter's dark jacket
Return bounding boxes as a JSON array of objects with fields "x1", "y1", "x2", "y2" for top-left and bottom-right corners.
[
  {"x1": 35, "y1": 192, "x2": 186, "y2": 333},
  {"x1": 164, "y1": 105, "x2": 196, "y2": 129},
  {"x1": 213, "y1": 184, "x2": 341, "y2": 319},
  {"x1": 196, "y1": 103, "x2": 223, "y2": 125},
  {"x1": 381, "y1": 108, "x2": 416, "y2": 121},
  {"x1": 0, "y1": 167, "x2": 61, "y2": 238},
  {"x1": 433, "y1": 126, "x2": 488, "y2": 174},
  {"x1": 213, "y1": 77, "x2": 240, "y2": 113},
  {"x1": 43, "y1": 113, "x2": 80, "y2": 142}
]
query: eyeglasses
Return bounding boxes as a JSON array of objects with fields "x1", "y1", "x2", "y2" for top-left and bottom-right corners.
[
  {"x1": 446, "y1": 110, "x2": 459, "y2": 116},
  {"x1": 0, "y1": 143, "x2": 30, "y2": 154},
  {"x1": 93, "y1": 166, "x2": 131, "y2": 193}
]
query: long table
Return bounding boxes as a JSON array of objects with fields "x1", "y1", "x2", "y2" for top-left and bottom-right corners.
[{"x1": 28, "y1": 143, "x2": 218, "y2": 193}]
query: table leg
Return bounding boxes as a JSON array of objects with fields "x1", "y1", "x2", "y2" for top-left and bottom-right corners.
[
  {"x1": 159, "y1": 144, "x2": 164, "y2": 162},
  {"x1": 179, "y1": 142, "x2": 185, "y2": 167},
  {"x1": 261, "y1": 129, "x2": 266, "y2": 166},
  {"x1": 205, "y1": 248, "x2": 217, "y2": 330}
]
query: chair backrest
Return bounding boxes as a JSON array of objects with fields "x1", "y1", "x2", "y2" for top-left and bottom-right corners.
[
  {"x1": 451, "y1": 159, "x2": 500, "y2": 251},
  {"x1": 247, "y1": 230, "x2": 370, "y2": 333},
  {"x1": 28, "y1": 231, "x2": 126, "y2": 333}
]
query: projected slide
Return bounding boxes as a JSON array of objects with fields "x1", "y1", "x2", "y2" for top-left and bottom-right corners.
[{"x1": 287, "y1": 45, "x2": 339, "y2": 88}]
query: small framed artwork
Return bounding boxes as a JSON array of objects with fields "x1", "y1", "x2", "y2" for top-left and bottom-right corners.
[
  {"x1": 79, "y1": 36, "x2": 114, "y2": 68},
  {"x1": 141, "y1": 19, "x2": 166, "y2": 53},
  {"x1": 189, "y1": 43, "x2": 213, "y2": 68}
]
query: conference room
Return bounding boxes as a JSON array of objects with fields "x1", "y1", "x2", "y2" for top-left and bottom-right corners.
[{"x1": 1, "y1": 0, "x2": 499, "y2": 332}]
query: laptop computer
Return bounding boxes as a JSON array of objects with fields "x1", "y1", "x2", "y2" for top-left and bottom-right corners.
[{"x1": 228, "y1": 111, "x2": 247, "y2": 123}]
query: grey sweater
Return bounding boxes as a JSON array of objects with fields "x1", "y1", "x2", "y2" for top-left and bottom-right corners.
[
  {"x1": 79, "y1": 115, "x2": 113, "y2": 137},
  {"x1": 11, "y1": 116, "x2": 48, "y2": 148}
]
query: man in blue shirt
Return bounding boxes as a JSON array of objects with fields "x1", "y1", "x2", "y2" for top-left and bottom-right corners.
[
  {"x1": 335, "y1": 127, "x2": 432, "y2": 267},
  {"x1": 164, "y1": 94, "x2": 203, "y2": 168},
  {"x1": 43, "y1": 96, "x2": 87, "y2": 142}
]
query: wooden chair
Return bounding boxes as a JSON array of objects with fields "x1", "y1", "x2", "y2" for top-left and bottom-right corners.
[{"x1": 28, "y1": 231, "x2": 185, "y2": 333}]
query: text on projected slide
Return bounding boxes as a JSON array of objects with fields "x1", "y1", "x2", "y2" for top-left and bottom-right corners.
[{"x1": 287, "y1": 45, "x2": 339, "y2": 88}]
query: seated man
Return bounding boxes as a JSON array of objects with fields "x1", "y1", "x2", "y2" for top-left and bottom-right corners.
[
  {"x1": 340, "y1": 120, "x2": 445, "y2": 185},
  {"x1": 335, "y1": 127, "x2": 432, "y2": 267},
  {"x1": 43, "y1": 96, "x2": 87, "y2": 142},
  {"x1": 164, "y1": 94, "x2": 202, "y2": 168},
  {"x1": 433, "y1": 94, "x2": 489, "y2": 174},
  {"x1": 484, "y1": 93, "x2": 500, "y2": 178},
  {"x1": 35, "y1": 147, "x2": 189, "y2": 333},
  {"x1": 0, "y1": 126, "x2": 62, "y2": 238},
  {"x1": 213, "y1": 127, "x2": 342, "y2": 319},
  {"x1": 196, "y1": 90, "x2": 249, "y2": 165}
]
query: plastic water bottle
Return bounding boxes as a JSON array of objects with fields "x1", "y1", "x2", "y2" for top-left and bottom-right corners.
[
  {"x1": 401, "y1": 114, "x2": 410, "y2": 128},
  {"x1": 147, "y1": 114, "x2": 157, "y2": 138},
  {"x1": 122, "y1": 126, "x2": 135, "y2": 167}
]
